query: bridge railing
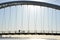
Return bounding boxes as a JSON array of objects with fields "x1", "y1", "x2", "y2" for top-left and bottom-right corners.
[{"x1": 0, "y1": 30, "x2": 60, "y2": 33}]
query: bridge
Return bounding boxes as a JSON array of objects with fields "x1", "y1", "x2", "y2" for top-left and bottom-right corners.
[{"x1": 0, "y1": 1, "x2": 60, "y2": 35}]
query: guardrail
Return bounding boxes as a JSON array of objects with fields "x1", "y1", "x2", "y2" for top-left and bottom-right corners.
[{"x1": 0, "y1": 30, "x2": 60, "y2": 35}]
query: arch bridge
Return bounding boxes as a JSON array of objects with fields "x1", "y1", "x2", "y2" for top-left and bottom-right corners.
[{"x1": 0, "y1": 1, "x2": 60, "y2": 35}]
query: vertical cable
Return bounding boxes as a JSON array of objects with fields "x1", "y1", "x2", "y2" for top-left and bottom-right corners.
[
  {"x1": 55, "y1": 9, "x2": 57, "y2": 33},
  {"x1": 42, "y1": 7, "x2": 44, "y2": 33},
  {"x1": 35, "y1": 6, "x2": 37, "y2": 33},
  {"x1": 49, "y1": 8, "x2": 51, "y2": 33},
  {"x1": 39, "y1": 6, "x2": 42, "y2": 32},
  {"x1": 4, "y1": 7, "x2": 6, "y2": 33},
  {"x1": 34, "y1": 6, "x2": 36, "y2": 33},
  {"x1": 27, "y1": 5, "x2": 29, "y2": 33},
  {"x1": 48, "y1": 8, "x2": 49, "y2": 33},
  {"x1": 27, "y1": 5, "x2": 30, "y2": 33},
  {"x1": 2, "y1": 8, "x2": 5, "y2": 33},
  {"x1": 15, "y1": 5, "x2": 17, "y2": 33},
  {"x1": 40, "y1": 6, "x2": 42, "y2": 33},
  {"x1": 34, "y1": 6, "x2": 35, "y2": 33},
  {"x1": 41, "y1": 6, "x2": 43, "y2": 33},
  {"x1": 51, "y1": 8, "x2": 53, "y2": 33},
  {"x1": 19, "y1": 5, "x2": 21, "y2": 32},
  {"x1": 22, "y1": 6, "x2": 24, "y2": 29},
  {"x1": 8, "y1": 7, "x2": 11, "y2": 33},
  {"x1": 4, "y1": 8, "x2": 5, "y2": 32},
  {"x1": 21, "y1": 5, "x2": 23, "y2": 32},
  {"x1": 54, "y1": 0, "x2": 57, "y2": 33},
  {"x1": 43, "y1": 7, "x2": 44, "y2": 33},
  {"x1": 34, "y1": 6, "x2": 37, "y2": 33}
]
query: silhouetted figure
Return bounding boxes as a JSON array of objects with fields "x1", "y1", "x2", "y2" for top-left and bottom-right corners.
[{"x1": 19, "y1": 30, "x2": 20, "y2": 33}]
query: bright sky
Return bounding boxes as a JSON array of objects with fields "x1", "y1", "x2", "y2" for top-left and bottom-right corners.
[{"x1": 0, "y1": 0, "x2": 60, "y2": 33}]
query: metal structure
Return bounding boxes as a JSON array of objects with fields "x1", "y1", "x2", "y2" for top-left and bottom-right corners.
[
  {"x1": 0, "y1": 1, "x2": 60, "y2": 35},
  {"x1": 0, "y1": 1, "x2": 60, "y2": 10}
]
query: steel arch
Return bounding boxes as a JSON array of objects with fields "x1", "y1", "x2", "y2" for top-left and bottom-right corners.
[{"x1": 0, "y1": 1, "x2": 60, "y2": 10}]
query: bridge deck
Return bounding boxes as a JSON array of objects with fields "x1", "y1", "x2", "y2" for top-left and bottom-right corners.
[{"x1": 0, "y1": 33, "x2": 60, "y2": 35}]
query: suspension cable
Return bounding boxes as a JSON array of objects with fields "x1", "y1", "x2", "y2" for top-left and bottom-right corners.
[
  {"x1": 40, "y1": 6, "x2": 42, "y2": 33},
  {"x1": 4, "y1": 7, "x2": 6, "y2": 33},
  {"x1": 55, "y1": 9, "x2": 57, "y2": 33},
  {"x1": 21, "y1": 5, "x2": 23, "y2": 32},
  {"x1": 47, "y1": 7, "x2": 49, "y2": 33},
  {"x1": 8, "y1": 7, "x2": 11, "y2": 33},
  {"x1": 41, "y1": 7, "x2": 43, "y2": 33},
  {"x1": 51, "y1": 8, "x2": 53, "y2": 33},
  {"x1": 3, "y1": 8, "x2": 6, "y2": 33},
  {"x1": 15, "y1": 5, "x2": 17, "y2": 32},
  {"x1": 42, "y1": 7, "x2": 45, "y2": 33},
  {"x1": 2, "y1": 8, "x2": 5, "y2": 33},
  {"x1": 34, "y1": 6, "x2": 35, "y2": 33},
  {"x1": 27, "y1": 5, "x2": 30, "y2": 33},
  {"x1": 34, "y1": 6, "x2": 37, "y2": 33}
]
